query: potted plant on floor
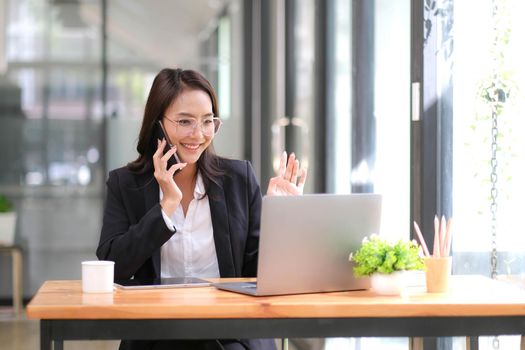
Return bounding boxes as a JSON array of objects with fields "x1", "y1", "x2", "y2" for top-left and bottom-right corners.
[
  {"x1": 350, "y1": 234, "x2": 424, "y2": 295},
  {"x1": 0, "y1": 194, "x2": 17, "y2": 246}
]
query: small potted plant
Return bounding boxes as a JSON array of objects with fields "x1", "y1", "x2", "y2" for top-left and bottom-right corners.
[
  {"x1": 0, "y1": 194, "x2": 17, "y2": 246},
  {"x1": 350, "y1": 234, "x2": 424, "y2": 295}
]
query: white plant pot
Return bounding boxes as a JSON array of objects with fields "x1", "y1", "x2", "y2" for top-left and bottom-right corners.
[
  {"x1": 0, "y1": 212, "x2": 17, "y2": 246},
  {"x1": 370, "y1": 271, "x2": 407, "y2": 295}
]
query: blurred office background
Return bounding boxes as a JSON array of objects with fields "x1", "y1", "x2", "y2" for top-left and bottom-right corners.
[{"x1": 1, "y1": 0, "x2": 524, "y2": 349}]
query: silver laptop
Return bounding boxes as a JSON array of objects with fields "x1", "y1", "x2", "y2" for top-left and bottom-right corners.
[{"x1": 214, "y1": 193, "x2": 381, "y2": 296}]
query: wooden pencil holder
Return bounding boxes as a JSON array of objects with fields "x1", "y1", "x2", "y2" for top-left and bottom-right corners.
[{"x1": 424, "y1": 256, "x2": 452, "y2": 293}]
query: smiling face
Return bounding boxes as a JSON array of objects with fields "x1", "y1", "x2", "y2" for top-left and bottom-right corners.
[{"x1": 162, "y1": 88, "x2": 215, "y2": 166}]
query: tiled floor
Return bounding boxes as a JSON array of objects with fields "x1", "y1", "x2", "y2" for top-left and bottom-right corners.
[{"x1": 0, "y1": 307, "x2": 119, "y2": 350}]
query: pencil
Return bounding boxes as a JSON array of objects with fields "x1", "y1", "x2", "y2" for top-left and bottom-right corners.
[
  {"x1": 440, "y1": 215, "x2": 447, "y2": 257},
  {"x1": 443, "y1": 218, "x2": 453, "y2": 256},
  {"x1": 433, "y1": 215, "x2": 440, "y2": 257},
  {"x1": 413, "y1": 221, "x2": 430, "y2": 257}
]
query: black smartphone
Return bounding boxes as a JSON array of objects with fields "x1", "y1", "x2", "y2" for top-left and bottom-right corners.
[{"x1": 156, "y1": 120, "x2": 181, "y2": 170}]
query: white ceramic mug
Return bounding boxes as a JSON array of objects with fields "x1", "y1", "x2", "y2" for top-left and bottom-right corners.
[{"x1": 81, "y1": 260, "x2": 115, "y2": 293}]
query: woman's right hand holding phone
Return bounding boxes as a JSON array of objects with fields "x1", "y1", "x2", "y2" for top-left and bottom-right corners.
[{"x1": 153, "y1": 139, "x2": 187, "y2": 216}]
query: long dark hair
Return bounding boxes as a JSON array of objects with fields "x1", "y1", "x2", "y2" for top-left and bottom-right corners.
[{"x1": 128, "y1": 68, "x2": 224, "y2": 193}]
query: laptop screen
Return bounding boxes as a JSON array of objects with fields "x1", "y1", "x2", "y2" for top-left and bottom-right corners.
[{"x1": 255, "y1": 194, "x2": 381, "y2": 295}]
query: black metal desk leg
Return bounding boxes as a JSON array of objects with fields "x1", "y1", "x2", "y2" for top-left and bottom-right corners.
[
  {"x1": 40, "y1": 321, "x2": 52, "y2": 350},
  {"x1": 54, "y1": 340, "x2": 64, "y2": 350}
]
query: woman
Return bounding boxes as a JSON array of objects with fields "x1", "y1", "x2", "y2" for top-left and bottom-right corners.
[{"x1": 97, "y1": 68, "x2": 307, "y2": 350}]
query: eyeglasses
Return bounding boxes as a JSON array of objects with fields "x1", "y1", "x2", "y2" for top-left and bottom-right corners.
[{"x1": 163, "y1": 116, "x2": 222, "y2": 136}]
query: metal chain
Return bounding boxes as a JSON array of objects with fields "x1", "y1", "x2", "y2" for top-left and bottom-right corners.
[
  {"x1": 490, "y1": 107, "x2": 498, "y2": 281},
  {"x1": 489, "y1": 0, "x2": 500, "y2": 282},
  {"x1": 490, "y1": 99, "x2": 500, "y2": 350},
  {"x1": 492, "y1": 337, "x2": 500, "y2": 350},
  {"x1": 490, "y1": 1, "x2": 502, "y2": 349}
]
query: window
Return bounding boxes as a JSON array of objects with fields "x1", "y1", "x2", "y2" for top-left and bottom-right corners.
[
  {"x1": 453, "y1": 7, "x2": 525, "y2": 350},
  {"x1": 330, "y1": 0, "x2": 411, "y2": 239}
]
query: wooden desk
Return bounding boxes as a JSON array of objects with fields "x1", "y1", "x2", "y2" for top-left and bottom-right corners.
[{"x1": 27, "y1": 275, "x2": 525, "y2": 350}]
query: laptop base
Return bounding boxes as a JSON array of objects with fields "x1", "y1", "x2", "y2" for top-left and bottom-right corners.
[{"x1": 214, "y1": 282, "x2": 259, "y2": 296}]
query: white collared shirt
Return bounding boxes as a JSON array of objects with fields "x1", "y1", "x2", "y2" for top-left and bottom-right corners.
[{"x1": 159, "y1": 173, "x2": 220, "y2": 278}]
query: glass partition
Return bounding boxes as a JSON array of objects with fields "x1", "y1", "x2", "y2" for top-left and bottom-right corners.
[
  {"x1": 0, "y1": 0, "x2": 233, "y2": 299},
  {"x1": 0, "y1": 0, "x2": 104, "y2": 299},
  {"x1": 328, "y1": 0, "x2": 410, "y2": 239}
]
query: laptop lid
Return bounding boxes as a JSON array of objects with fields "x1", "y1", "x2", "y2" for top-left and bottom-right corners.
[{"x1": 253, "y1": 193, "x2": 381, "y2": 296}]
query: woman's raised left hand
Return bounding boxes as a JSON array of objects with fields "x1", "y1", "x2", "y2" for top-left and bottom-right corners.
[{"x1": 266, "y1": 151, "x2": 307, "y2": 196}]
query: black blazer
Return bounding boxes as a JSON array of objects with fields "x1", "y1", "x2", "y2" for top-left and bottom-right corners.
[
  {"x1": 97, "y1": 158, "x2": 262, "y2": 280},
  {"x1": 97, "y1": 159, "x2": 276, "y2": 350}
]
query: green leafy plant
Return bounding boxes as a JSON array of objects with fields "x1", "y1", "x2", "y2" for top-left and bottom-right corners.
[
  {"x1": 350, "y1": 235, "x2": 424, "y2": 277},
  {"x1": 0, "y1": 195, "x2": 14, "y2": 213}
]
